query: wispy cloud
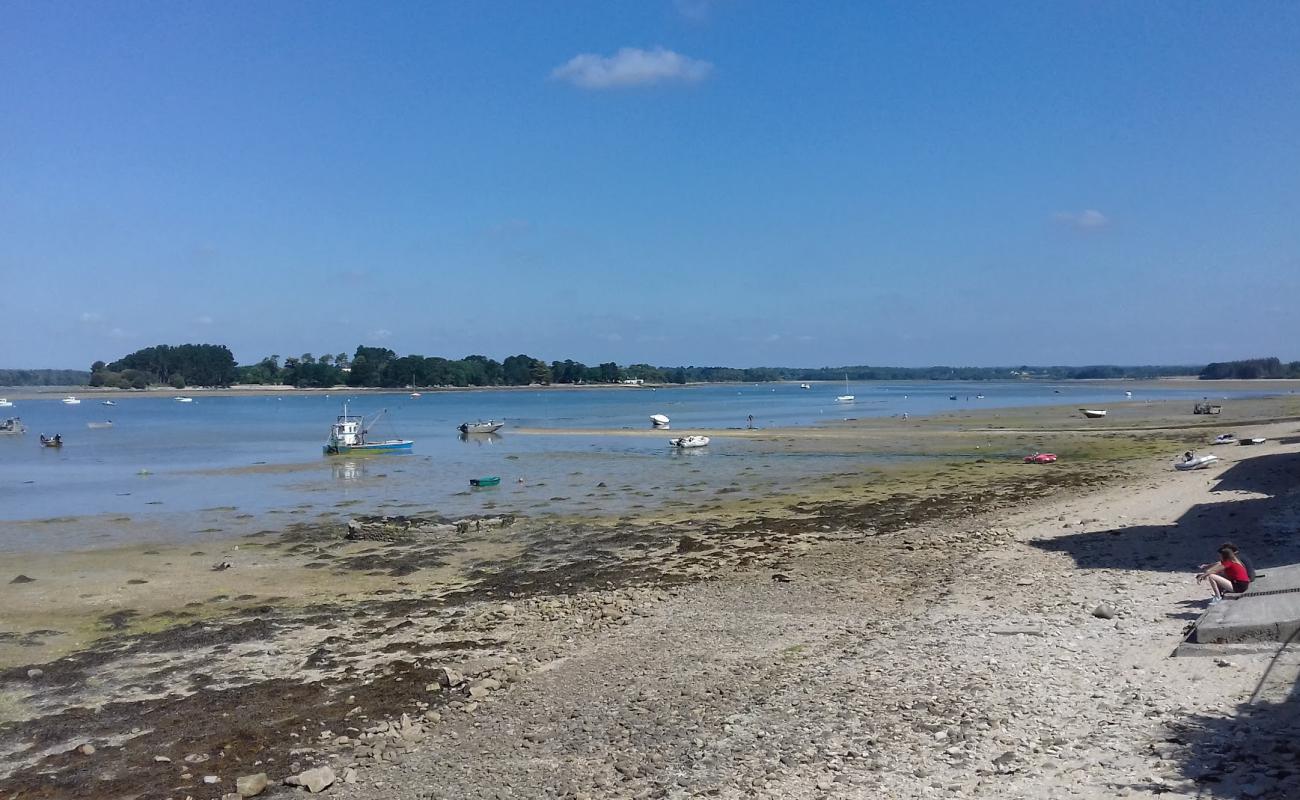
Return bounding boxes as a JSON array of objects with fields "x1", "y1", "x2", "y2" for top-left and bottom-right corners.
[
  {"x1": 1052, "y1": 209, "x2": 1110, "y2": 231},
  {"x1": 79, "y1": 311, "x2": 104, "y2": 324},
  {"x1": 675, "y1": 0, "x2": 734, "y2": 22},
  {"x1": 195, "y1": 315, "x2": 214, "y2": 325},
  {"x1": 368, "y1": 328, "x2": 393, "y2": 341},
  {"x1": 108, "y1": 327, "x2": 129, "y2": 339},
  {"x1": 551, "y1": 46, "x2": 712, "y2": 90}
]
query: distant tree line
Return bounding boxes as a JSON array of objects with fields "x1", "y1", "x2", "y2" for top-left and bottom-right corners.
[
  {"x1": 45, "y1": 342, "x2": 1246, "y2": 390},
  {"x1": 90, "y1": 344, "x2": 238, "y2": 389},
  {"x1": 1199, "y1": 357, "x2": 1300, "y2": 380},
  {"x1": 0, "y1": 369, "x2": 91, "y2": 386}
]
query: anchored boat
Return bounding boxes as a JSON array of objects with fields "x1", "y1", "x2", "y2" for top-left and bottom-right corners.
[
  {"x1": 0, "y1": 417, "x2": 25, "y2": 435},
  {"x1": 458, "y1": 420, "x2": 504, "y2": 434},
  {"x1": 669, "y1": 435, "x2": 710, "y2": 448},
  {"x1": 1175, "y1": 454, "x2": 1220, "y2": 470},
  {"x1": 470, "y1": 476, "x2": 501, "y2": 487},
  {"x1": 323, "y1": 403, "x2": 413, "y2": 455},
  {"x1": 650, "y1": 414, "x2": 671, "y2": 428},
  {"x1": 61, "y1": 396, "x2": 80, "y2": 405},
  {"x1": 1079, "y1": 409, "x2": 1107, "y2": 418}
]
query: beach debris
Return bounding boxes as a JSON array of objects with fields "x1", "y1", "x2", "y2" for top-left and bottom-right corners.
[
  {"x1": 9, "y1": 574, "x2": 35, "y2": 584},
  {"x1": 1091, "y1": 603, "x2": 1117, "y2": 620},
  {"x1": 184, "y1": 753, "x2": 210, "y2": 764},
  {"x1": 202, "y1": 775, "x2": 220, "y2": 784},
  {"x1": 236, "y1": 772, "x2": 268, "y2": 796},
  {"x1": 212, "y1": 561, "x2": 233, "y2": 571},
  {"x1": 77, "y1": 743, "x2": 95, "y2": 755},
  {"x1": 153, "y1": 755, "x2": 171, "y2": 763},
  {"x1": 26, "y1": 668, "x2": 43, "y2": 680},
  {"x1": 284, "y1": 765, "x2": 335, "y2": 793},
  {"x1": 772, "y1": 573, "x2": 793, "y2": 583}
]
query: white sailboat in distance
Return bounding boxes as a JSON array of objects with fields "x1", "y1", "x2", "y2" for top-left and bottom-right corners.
[{"x1": 836, "y1": 374, "x2": 855, "y2": 403}]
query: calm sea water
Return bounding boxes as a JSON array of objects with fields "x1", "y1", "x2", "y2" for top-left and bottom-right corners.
[{"x1": 0, "y1": 382, "x2": 1264, "y2": 550}]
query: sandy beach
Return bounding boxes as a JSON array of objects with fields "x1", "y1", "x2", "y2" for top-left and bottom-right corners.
[{"x1": 1, "y1": 396, "x2": 1299, "y2": 798}]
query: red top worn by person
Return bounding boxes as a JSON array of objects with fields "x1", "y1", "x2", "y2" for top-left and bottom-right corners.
[{"x1": 1221, "y1": 559, "x2": 1249, "y2": 586}]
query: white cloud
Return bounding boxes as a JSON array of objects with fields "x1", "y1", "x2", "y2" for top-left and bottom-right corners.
[
  {"x1": 368, "y1": 328, "x2": 393, "y2": 341},
  {"x1": 765, "y1": 333, "x2": 782, "y2": 342},
  {"x1": 80, "y1": 312, "x2": 104, "y2": 324},
  {"x1": 108, "y1": 327, "x2": 129, "y2": 339},
  {"x1": 1052, "y1": 209, "x2": 1110, "y2": 231},
  {"x1": 195, "y1": 315, "x2": 214, "y2": 325},
  {"x1": 551, "y1": 47, "x2": 713, "y2": 90}
]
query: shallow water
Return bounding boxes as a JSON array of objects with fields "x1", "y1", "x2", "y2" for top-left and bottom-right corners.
[{"x1": 0, "y1": 381, "x2": 1264, "y2": 550}]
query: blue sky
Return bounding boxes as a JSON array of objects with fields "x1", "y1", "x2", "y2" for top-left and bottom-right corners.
[{"x1": 3, "y1": 1, "x2": 1297, "y2": 369}]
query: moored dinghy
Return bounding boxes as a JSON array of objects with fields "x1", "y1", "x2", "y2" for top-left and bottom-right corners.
[
  {"x1": 669, "y1": 435, "x2": 710, "y2": 448},
  {"x1": 470, "y1": 476, "x2": 501, "y2": 487},
  {"x1": 1237, "y1": 437, "x2": 1267, "y2": 446},
  {"x1": 0, "y1": 417, "x2": 25, "y2": 435},
  {"x1": 1175, "y1": 454, "x2": 1220, "y2": 470},
  {"x1": 1079, "y1": 409, "x2": 1107, "y2": 418},
  {"x1": 1212, "y1": 433, "x2": 1237, "y2": 445},
  {"x1": 650, "y1": 414, "x2": 670, "y2": 428},
  {"x1": 458, "y1": 420, "x2": 504, "y2": 434}
]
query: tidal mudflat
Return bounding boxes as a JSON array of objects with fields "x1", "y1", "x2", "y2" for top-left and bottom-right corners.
[{"x1": 2, "y1": 395, "x2": 1298, "y2": 799}]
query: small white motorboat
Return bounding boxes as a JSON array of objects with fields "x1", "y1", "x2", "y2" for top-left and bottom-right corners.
[
  {"x1": 1175, "y1": 454, "x2": 1220, "y2": 471},
  {"x1": 650, "y1": 413, "x2": 671, "y2": 427},
  {"x1": 0, "y1": 417, "x2": 25, "y2": 435},
  {"x1": 1125, "y1": 391, "x2": 1133, "y2": 397},
  {"x1": 458, "y1": 420, "x2": 504, "y2": 434},
  {"x1": 1238, "y1": 437, "x2": 1267, "y2": 446},
  {"x1": 174, "y1": 396, "x2": 194, "y2": 403},
  {"x1": 0, "y1": 399, "x2": 12, "y2": 408},
  {"x1": 410, "y1": 392, "x2": 422, "y2": 398},
  {"x1": 102, "y1": 400, "x2": 116, "y2": 406},
  {"x1": 62, "y1": 396, "x2": 81, "y2": 405},
  {"x1": 669, "y1": 435, "x2": 710, "y2": 448},
  {"x1": 86, "y1": 421, "x2": 113, "y2": 430},
  {"x1": 1212, "y1": 434, "x2": 1236, "y2": 445},
  {"x1": 1080, "y1": 409, "x2": 1107, "y2": 418},
  {"x1": 799, "y1": 383, "x2": 811, "y2": 390}
]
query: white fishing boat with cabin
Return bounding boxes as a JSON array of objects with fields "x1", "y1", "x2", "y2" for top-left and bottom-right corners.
[
  {"x1": 323, "y1": 403, "x2": 413, "y2": 455},
  {"x1": 61, "y1": 396, "x2": 80, "y2": 405}
]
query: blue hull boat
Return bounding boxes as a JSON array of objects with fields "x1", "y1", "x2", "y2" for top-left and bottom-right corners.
[{"x1": 323, "y1": 403, "x2": 413, "y2": 455}]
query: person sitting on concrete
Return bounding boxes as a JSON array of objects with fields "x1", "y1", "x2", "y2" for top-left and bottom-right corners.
[
  {"x1": 1220, "y1": 542, "x2": 1256, "y2": 581},
  {"x1": 1197, "y1": 546, "x2": 1251, "y2": 604}
]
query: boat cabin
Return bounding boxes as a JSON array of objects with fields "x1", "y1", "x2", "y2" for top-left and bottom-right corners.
[{"x1": 328, "y1": 414, "x2": 366, "y2": 448}]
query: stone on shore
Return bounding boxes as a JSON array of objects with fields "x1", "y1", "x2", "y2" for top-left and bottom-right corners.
[
  {"x1": 237, "y1": 772, "x2": 269, "y2": 796},
  {"x1": 285, "y1": 765, "x2": 335, "y2": 793},
  {"x1": 1092, "y1": 603, "x2": 1117, "y2": 620}
]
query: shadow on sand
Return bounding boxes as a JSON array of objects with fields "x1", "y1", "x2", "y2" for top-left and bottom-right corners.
[{"x1": 1031, "y1": 449, "x2": 1300, "y2": 799}]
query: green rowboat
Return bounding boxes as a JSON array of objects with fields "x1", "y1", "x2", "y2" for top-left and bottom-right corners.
[{"x1": 470, "y1": 476, "x2": 501, "y2": 487}]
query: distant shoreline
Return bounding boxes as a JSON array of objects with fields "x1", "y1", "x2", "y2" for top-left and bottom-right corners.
[{"x1": 2, "y1": 376, "x2": 1299, "y2": 402}]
